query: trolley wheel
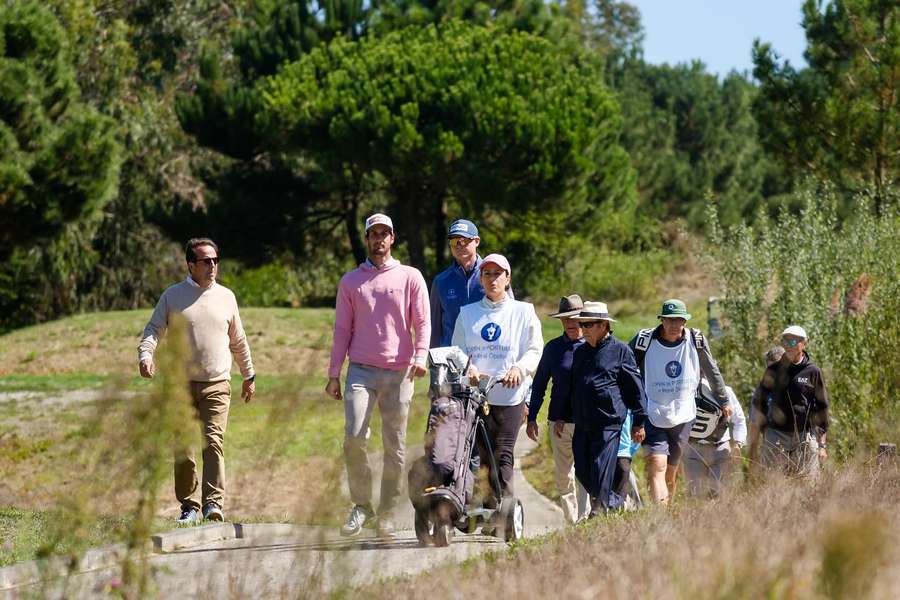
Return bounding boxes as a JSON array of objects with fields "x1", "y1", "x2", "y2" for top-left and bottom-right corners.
[
  {"x1": 431, "y1": 500, "x2": 456, "y2": 547},
  {"x1": 414, "y1": 508, "x2": 434, "y2": 546},
  {"x1": 498, "y1": 497, "x2": 524, "y2": 542}
]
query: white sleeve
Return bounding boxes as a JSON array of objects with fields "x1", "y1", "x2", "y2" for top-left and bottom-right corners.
[
  {"x1": 728, "y1": 386, "x2": 748, "y2": 445},
  {"x1": 514, "y1": 304, "x2": 544, "y2": 377},
  {"x1": 451, "y1": 312, "x2": 466, "y2": 350}
]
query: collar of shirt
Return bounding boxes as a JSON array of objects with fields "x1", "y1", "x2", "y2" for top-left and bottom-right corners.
[
  {"x1": 186, "y1": 276, "x2": 215, "y2": 290},
  {"x1": 455, "y1": 254, "x2": 482, "y2": 278},
  {"x1": 480, "y1": 295, "x2": 509, "y2": 309}
]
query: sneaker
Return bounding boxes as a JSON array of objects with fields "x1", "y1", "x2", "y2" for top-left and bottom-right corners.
[
  {"x1": 176, "y1": 506, "x2": 201, "y2": 525},
  {"x1": 203, "y1": 503, "x2": 224, "y2": 522},
  {"x1": 341, "y1": 504, "x2": 374, "y2": 537},
  {"x1": 374, "y1": 514, "x2": 396, "y2": 536}
]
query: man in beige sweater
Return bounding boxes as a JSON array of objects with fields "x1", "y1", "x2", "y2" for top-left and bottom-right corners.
[{"x1": 138, "y1": 238, "x2": 256, "y2": 524}]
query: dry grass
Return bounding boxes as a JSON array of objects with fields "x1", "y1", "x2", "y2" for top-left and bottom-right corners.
[
  {"x1": 0, "y1": 307, "x2": 335, "y2": 377},
  {"x1": 354, "y1": 462, "x2": 900, "y2": 599}
]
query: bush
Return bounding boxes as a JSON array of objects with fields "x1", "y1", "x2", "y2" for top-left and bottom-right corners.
[
  {"x1": 219, "y1": 257, "x2": 352, "y2": 308},
  {"x1": 709, "y1": 186, "x2": 900, "y2": 456}
]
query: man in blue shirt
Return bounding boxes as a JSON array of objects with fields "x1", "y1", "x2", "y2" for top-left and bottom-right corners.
[
  {"x1": 430, "y1": 219, "x2": 483, "y2": 348},
  {"x1": 526, "y1": 295, "x2": 589, "y2": 523}
]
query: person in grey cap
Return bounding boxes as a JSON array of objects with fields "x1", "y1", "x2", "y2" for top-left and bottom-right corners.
[
  {"x1": 629, "y1": 299, "x2": 732, "y2": 504},
  {"x1": 527, "y1": 294, "x2": 590, "y2": 523},
  {"x1": 748, "y1": 325, "x2": 829, "y2": 477},
  {"x1": 429, "y1": 219, "x2": 513, "y2": 348}
]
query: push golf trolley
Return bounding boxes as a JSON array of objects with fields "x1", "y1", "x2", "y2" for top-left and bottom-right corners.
[{"x1": 407, "y1": 347, "x2": 525, "y2": 546}]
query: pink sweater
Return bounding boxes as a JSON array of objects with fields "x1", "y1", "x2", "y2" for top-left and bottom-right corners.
[{"x1": 328, "y1": 259, "x2": 431, "y2": 378}]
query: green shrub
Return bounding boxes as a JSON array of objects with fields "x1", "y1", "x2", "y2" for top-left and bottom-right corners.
[
  {"x1": 709, "y1": 186, "x2": 900, "y2": 456},
  {"x1": 219, "y1": 257, "x2": 352, "y2": 308}
]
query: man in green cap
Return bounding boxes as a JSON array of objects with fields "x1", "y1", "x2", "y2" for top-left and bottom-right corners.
[{"x1": 629, "y1": 299, "x2": 732, "y2": 504}]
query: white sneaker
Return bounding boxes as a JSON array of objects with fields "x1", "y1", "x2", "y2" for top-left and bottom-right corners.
[{"x1": 341, "y1": 505, "x2": 374, "y2": 537}]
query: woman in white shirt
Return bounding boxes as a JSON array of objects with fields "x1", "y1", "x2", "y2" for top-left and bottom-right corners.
[{"x1": 451, "y1": 254, "x2": 543, "y2": 497}]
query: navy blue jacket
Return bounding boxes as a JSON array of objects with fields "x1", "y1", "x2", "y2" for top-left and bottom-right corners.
[
  {"x1": 568, "y1": 334, "x2": 647, "y2": 432},
  {"x1": 528, "y1": 334, "x2": 584, "y2": 423},
  {"x1": 430, "y1": 255, "x2": 485, "y2": 348}
]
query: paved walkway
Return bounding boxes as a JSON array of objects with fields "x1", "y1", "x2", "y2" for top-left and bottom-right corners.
[{"x1": 4, "y1": 427, "x2": 564, "y2": 597}]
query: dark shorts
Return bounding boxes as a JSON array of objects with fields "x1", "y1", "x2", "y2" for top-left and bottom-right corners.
[{"x1": 643, "y1": 420, "x2": 693, "y2": 465}]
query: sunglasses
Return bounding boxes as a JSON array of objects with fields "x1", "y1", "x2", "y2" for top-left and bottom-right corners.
[
  {"x1": 782, "y1": 336, "x2": 802, "y2": 347},
  {"x1": 192, "y1": 257, "x2": 219, "y2": 266},
  {"x1": 448, "y1": 237, "x2": 475, "y2": 248},
  {"x1": 580, "y1": 321, "x2": 602, "y2": 329}
]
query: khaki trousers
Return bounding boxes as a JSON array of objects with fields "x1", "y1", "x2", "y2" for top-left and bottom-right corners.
[
  {"x1": 343, "y1": 363, "x2": 413, "y2": 511},
  {"x1": 550, "y1": 421, "x2": 590, "y2": 523},
  {"x1": 175, "y1": 379, "x2": 231, "y2": 511}
]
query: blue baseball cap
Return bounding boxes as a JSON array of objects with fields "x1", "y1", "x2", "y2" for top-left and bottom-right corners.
[{"x1": 447, "y1": 219, "x2": 479, "y2": 239}]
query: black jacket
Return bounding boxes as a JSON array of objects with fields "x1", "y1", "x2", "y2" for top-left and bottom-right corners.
[
  {"x1": 752, "y1": 352, "x2": 829, "y2": 434},
  {"x1": 567, "y1": 334, "x2": 647, "y2": 432}
]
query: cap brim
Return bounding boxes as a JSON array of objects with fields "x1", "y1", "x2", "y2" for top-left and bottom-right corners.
[
  {"x1": 549, "y1": 309, "x2": 582, "y2": 318},
  {"x1": 658, "y1": 314, "x2": 691, "y2": 320}
]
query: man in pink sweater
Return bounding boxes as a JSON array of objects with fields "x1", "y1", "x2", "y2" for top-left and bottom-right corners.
[
  {"x1": 138, "y1": 238, "x2": 255, "y2": 525},
  {"x1": 326, "y1": 213, "x2": 430, "y2": 536}
]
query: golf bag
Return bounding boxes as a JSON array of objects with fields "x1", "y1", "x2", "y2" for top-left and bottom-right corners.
[{"x1": 408, "y1": 347, "x2": 483, "y2": 512}]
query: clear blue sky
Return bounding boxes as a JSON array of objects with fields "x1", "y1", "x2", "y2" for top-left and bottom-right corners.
[{"x1": 629, "y1": 1, "x2": 809, "y2": 78}]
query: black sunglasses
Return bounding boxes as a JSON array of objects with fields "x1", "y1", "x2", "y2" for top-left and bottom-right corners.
[
  {"x1": 581, "y1": 321, "x2": 600, "y2": 329},
  {"x1": 192, "y1": 257, "x2": 219, "y2": 266}
]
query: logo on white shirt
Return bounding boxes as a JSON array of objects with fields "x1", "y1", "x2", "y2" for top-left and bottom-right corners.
[
  {"x1": 665, "y1": 360, "x2": 682, "y2": 378},
  {"x1": 481, "y1": 322, "x2": 502, "y2": 342}
]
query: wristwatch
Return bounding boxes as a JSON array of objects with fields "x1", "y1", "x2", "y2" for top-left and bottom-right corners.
[
  {"x1": 246, "y1": 375, "x2": 256, "y2": 383},
  {"x1": 818, "y1": 442, "x2": 827, "y2": 449}
]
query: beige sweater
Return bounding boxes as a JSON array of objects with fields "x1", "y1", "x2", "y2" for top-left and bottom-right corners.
[{"x1": 138, "y1": 278, "x2": 255, "y2": 382}]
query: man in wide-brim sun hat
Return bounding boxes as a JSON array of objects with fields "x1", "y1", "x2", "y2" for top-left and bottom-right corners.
[
  {"x1": 527, "y1": 294, "x2": 590, "y2": 523},
  {"x1": 568, "y1": 301, "x2": 647, "y2": 516}
]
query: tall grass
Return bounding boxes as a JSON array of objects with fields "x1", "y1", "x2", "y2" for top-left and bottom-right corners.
[
  {"x1": 708, "y1": 187, "x2": 900, "y2": 456},
  {"x1": 351, "y1": 461, "x2": 900, "y2": 599}
]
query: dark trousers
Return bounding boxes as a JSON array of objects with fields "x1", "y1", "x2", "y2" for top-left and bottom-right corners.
[
  {"x1": 612, "y1": 456, "x2": 633, "y2": 500},
  {"x1": 478, "y1": 402, "x2": 526, "y2": 497},
  {"x1": 573, "y1": 427, "x2": 624, "y2": 512}
]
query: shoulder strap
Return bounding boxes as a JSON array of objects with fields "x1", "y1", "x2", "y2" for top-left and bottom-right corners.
[
  {"x1": 635, "y1": 328, "x2": 654, "y2": 352},
  {"x1": 690, "y1": 328, "x2": 705, "y2": 350}
]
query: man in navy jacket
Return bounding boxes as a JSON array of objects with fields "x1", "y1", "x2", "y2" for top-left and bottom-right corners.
[
  {"x1": 527, "y1": 294, "x2": 588, "y2": 523},
  {"x1": 567, "y1": 302, "x2": 647, "y2": 516}
]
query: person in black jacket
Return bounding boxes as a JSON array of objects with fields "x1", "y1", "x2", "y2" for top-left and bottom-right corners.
[
  {"x1": 567, "y1": 302, "x2": 647, "y2": 516},
  {"x1": 527, "y1": 295, "x2": 588, "y2": 523},
  {"x1": 748, "y1": 325, "x2": 829, "y2": 477}
]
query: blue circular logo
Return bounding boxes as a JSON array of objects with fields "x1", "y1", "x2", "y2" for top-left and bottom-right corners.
[
  {"x1": 481, "y1": 322, "x2": 502, "y2": 342},
  {"x1": 665, "y1": 360, "x2": 682, "y2": 378}
]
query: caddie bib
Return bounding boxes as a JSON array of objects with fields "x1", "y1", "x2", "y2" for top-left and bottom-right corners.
[
  {"x1": 643, "y1": 337, "x2": 700, "y2": 427},
  {"x1": 456, "y1": 300, "x2": 533, "y2": 407}
]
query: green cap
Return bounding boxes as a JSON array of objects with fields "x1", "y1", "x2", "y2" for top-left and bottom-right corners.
[{"x1": 658, "y1": 299, "x2": 691, "y2": 320}]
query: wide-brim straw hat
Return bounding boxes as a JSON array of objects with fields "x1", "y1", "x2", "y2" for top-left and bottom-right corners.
[{"x1": 573, "y1": 301, "x2": 617, "y2": 322}]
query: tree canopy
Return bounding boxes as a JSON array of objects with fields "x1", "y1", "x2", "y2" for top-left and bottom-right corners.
[
  {"x1": 0, "y1": 1, "x2": 120, "y2": 260},
  {"x1": 261, "y1": 21, "x2": 634, "y2": 273},
  {"x1": 753, "y1": 0, "x2": 899, "y2": 208}
]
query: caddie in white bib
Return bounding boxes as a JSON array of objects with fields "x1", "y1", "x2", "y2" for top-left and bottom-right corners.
[{"x1": 643, "y1": 338, "x2": 700, "y2": 427}]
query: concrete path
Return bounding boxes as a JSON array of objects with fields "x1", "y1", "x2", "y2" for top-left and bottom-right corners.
[{"x1": 3, "y1": 427, "x2": 564, "y2": 598}]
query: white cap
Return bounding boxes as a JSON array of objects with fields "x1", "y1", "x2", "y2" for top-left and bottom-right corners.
[
  {"x1": 364, "y1": 213, "x2": 393, "y2": 232},
  {"x1": 781, "y1": 325, "x2": 808, "y2": 339}
]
